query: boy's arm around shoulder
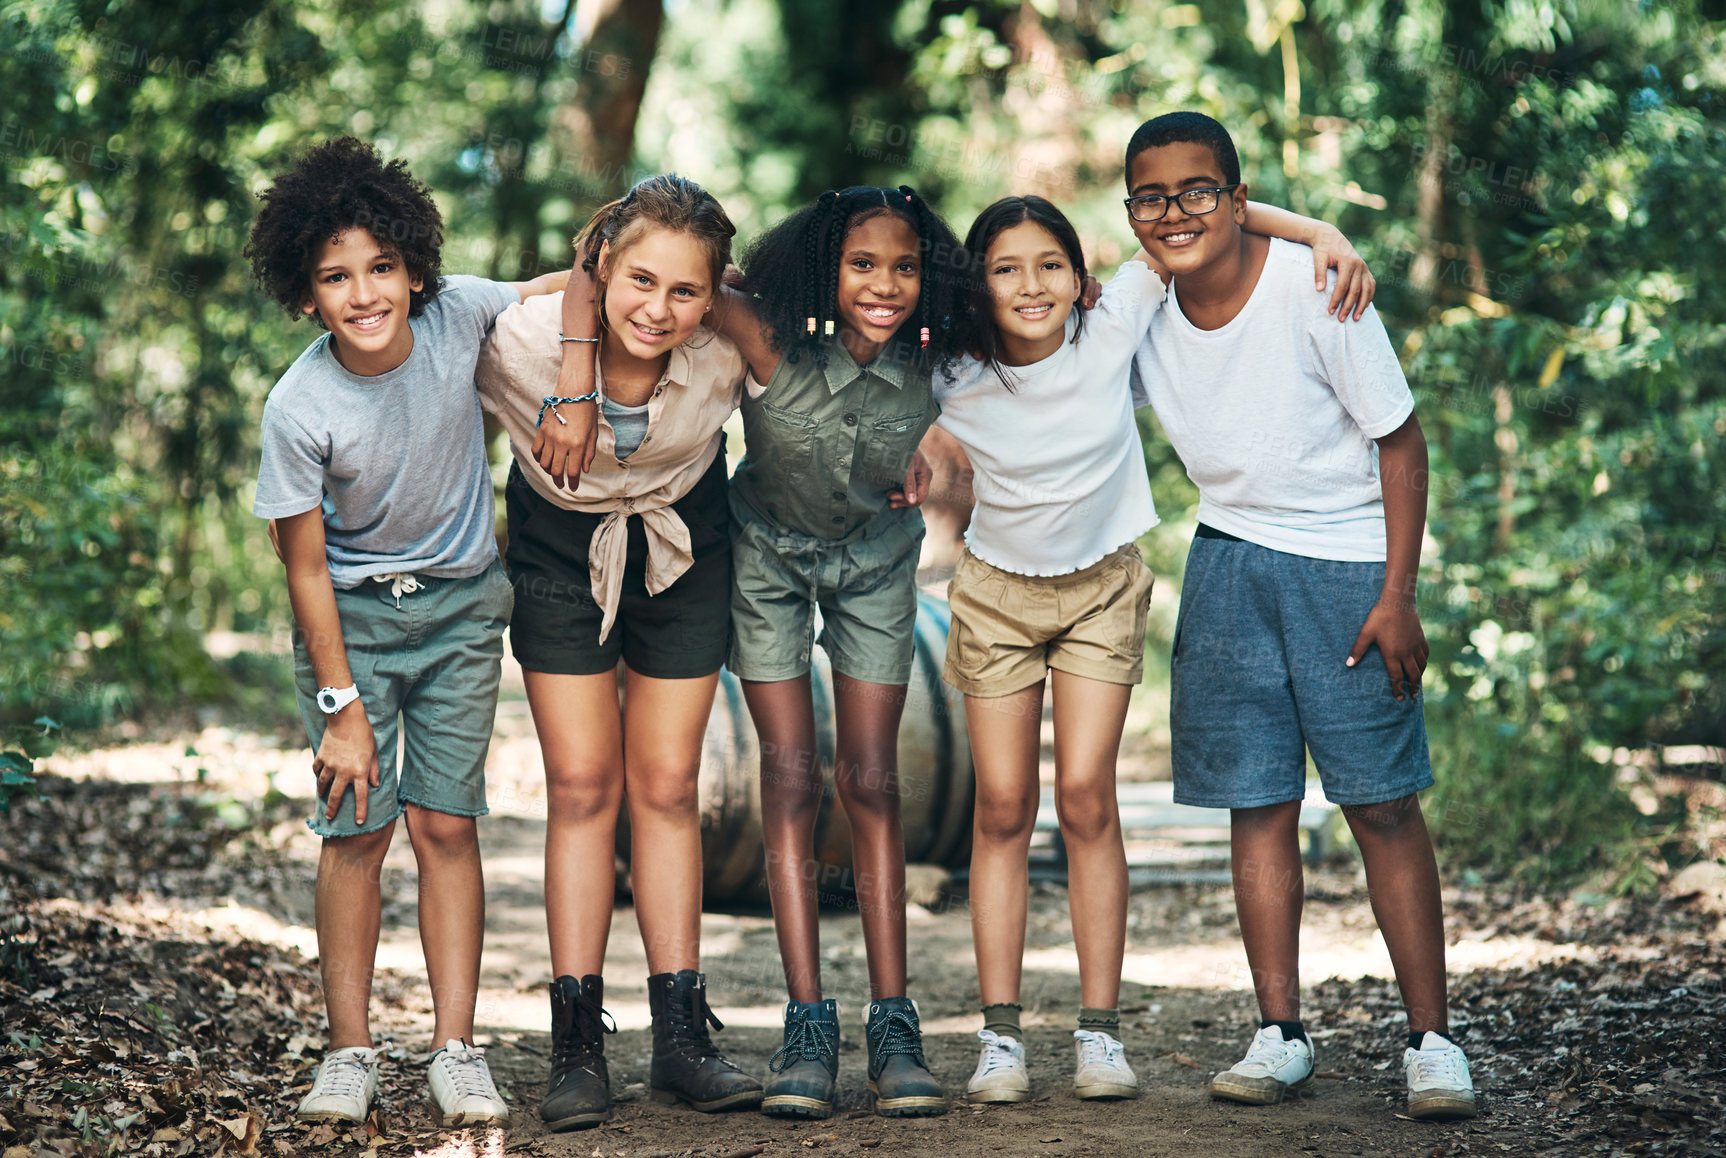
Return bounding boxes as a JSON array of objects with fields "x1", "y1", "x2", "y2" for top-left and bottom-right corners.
[
  {"x1": 1242, "y1": 202, "x2": 1377, "y2": 321},
  {"x1": 276, "y1": 509, "x2": 382, "y2": 826},
  {"x1": 1346, "y1": 413, "x2": 1429, "y2": 702}
]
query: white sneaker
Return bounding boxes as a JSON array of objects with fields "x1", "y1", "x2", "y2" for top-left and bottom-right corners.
[
  {"x1": 297, "y1": 1045, "x2": 380, "y2": 1123},
  {"x1": 427, "y1": 1038, "x2": 509, "y2": 1126},
  {"x1": 1404, "y1": 1032, "x2": 1476, "y2": 1120},
  {"x1": 1210, "y1": 1026, "x2": 1313, "y2": 1105},
  {"x1": 965, "y1": 1029, "x2": 1031, "y2": 1104},
  {"x1": 1072, "y1": 1029, "x2": 1140, "y2": 1100}
]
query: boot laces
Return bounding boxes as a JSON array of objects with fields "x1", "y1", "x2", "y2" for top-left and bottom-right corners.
[
  {"x1": 769, "y1": 1013, "x2": 833, "y2": 1073},
  {"x1": 868, "y1": 1008, "x2": 923, "y2": 1061},
  {"x1": 554, "y1": 989, "x2": 616, "y2": 1068}
]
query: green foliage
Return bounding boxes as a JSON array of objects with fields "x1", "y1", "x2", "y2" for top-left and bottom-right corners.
[{"x1": 3, "y1": 0, "x2": 1717, "y2": 882}]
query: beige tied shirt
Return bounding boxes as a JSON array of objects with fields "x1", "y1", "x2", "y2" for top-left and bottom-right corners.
[{"x1": 475, "y1": 292, "x2": 746, "y2": 644}]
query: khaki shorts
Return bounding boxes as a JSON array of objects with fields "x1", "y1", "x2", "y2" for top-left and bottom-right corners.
[{"x1": 944, "y1": 544, "x2": 1154, "y2": 698}]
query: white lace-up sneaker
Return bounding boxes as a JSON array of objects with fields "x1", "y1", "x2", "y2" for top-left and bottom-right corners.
[
  {"x1": 1404, "y1": 1032, "x2": 1477, "y2": 1120},
  {"x1": 965, "y1": 1029, "x2": 1031, "y2": 1103},
  {"x1": 297, "y1": 1045, "x2": 380, "y2": 1123},
  {"x1": 1210, "y1": 1026, "x2": 1313, "y2": 1105},
  {"x1": 427, "y1": 1038, "x2": 510, "y2": 1126},
  {"x1": 1073, "y1": 1029, "x2": 1140, "y2": 1100}
]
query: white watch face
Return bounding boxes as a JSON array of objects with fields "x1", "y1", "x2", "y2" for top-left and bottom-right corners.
[{"x1": 317, "y1": 686, "x2": 355, "y2": 714}]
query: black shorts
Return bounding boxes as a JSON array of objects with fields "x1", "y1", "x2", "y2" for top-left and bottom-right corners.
[{"x1": 504, "y1": 446, "x2": 732, "y2": 679}]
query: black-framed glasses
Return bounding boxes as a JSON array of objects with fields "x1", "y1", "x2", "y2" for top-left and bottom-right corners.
[{"x1": 1123, "y1": 184, "x2": 1242, "y2": 222}]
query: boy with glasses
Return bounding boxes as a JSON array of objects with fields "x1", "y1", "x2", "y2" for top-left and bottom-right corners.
[{"x1": 1125, "y1": 112, "x2": 1476, "y2": 1121}]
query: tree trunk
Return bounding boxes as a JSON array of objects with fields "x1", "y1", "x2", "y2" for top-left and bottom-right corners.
[{"x1": 555, "y1": 0, "x2": 666, "y2": 202}]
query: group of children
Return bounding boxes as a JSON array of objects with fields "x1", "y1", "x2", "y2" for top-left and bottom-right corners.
[{"x1": 247, "y1": 110, "x2": 1477, "y2": 1132}]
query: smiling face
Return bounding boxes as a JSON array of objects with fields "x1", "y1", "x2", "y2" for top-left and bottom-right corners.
[
  {"x1": 1126, "y1": 140, "x2": 1249, "y2": 279},
  {"x1": 835, "y1": 211, "x2": 922, "y2": 349},
  {"x1": 301, "y1": 228, "x2": 424, "y2": 375},
  {"x1": 597, "y1": 227, "x2": 715, "y2": 364},
  {"x1": 983, "y1": 220, "x2": 1082, "y2": 366}
]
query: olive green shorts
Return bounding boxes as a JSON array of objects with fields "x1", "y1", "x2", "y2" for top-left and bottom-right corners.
[
  {"x1": 944, "y1": 543, "x2": 1153, "y2": 698},
  {"x1": 292, "y1": 561, "x2": 513, "y2": 838},
  {"x1": 727, "y1": 495, "x2": 925, "y2": 685}
]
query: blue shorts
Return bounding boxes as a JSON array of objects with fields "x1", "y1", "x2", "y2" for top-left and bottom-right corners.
[{"x1": 1169, "y1": 529, "x2": 1432, "y2": 809}]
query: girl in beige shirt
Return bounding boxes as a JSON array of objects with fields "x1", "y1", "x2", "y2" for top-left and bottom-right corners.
[{"x1": 475, "y1": 175, "x2": 761, "y2": 1128}]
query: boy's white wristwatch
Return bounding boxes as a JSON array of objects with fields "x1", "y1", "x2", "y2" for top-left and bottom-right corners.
[{"x1": 317, "y1": 684, "x2": 361, "y2": 715}]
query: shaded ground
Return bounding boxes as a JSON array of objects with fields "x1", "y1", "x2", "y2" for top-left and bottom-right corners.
[{"x1": 3, "y1": 671, "x2": 1723, "y2": 1157}]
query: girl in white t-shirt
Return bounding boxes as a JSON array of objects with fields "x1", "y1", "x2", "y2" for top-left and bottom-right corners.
[{"x1": 937, "y1": 195, "x2": 1375, "y2": 1105}]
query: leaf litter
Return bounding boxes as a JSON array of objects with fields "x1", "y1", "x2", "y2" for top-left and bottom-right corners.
[{"x1": 3, "y1": 765, "x2": 1723, "y2": 1156}]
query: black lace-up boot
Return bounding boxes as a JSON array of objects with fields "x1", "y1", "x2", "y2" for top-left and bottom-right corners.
[
  {"x1": 540, "y1": 974, "x2": 615, "y2": 1130},
  {"x1": 866, "y1": 996, "x2": 947, "y2": 1117},
  {"x1": 762, "y1": 998, "x2": 840, "y2": 1118},
  {"x1": 647, "y1": 970, "x2": 764, "y2": 1112}
]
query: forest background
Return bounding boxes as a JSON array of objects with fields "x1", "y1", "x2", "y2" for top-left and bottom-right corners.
[{"x1": 2, "y1": 0, "x2": 1722, "y2": 888}]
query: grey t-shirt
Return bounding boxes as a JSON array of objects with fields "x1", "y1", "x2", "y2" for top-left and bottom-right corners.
[
  {"x1": 253, "y1": 274, "x2": 520, "y2": 588},
  {"x1": 602, "y1": 395, "x2": 651, "y2": 460}
]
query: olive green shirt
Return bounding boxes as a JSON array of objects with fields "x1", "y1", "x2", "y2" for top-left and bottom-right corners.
[{"x1": 729, "y1": 339, "x2": 935, "y2": 540}]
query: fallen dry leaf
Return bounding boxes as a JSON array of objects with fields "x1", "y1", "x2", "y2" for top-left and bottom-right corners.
[
  {"x1": 1168, "y1": 1052, "x2": 1200, "y2": 1068},
  {"x1": 215, "y1": 1112, "x2": 260, "y2": 1154}
]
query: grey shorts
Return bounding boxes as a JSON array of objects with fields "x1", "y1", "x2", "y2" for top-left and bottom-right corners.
[
  {"x1": 1169, "y1": 529, "x2": 1432, "y2": 809},
  {"x1": 292, "y1": 561, "x2": 514, "y2": 837},
  {"x1": 727, "y1": 495, "x2": 924, "y2": 685}
]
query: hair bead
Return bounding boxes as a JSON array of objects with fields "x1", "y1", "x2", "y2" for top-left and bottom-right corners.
[{"x1": 824, "y1": 318, "x2": 835, "y2": 337}]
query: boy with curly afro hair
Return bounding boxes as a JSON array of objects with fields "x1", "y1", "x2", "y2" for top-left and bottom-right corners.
[{"x1": 246, "y1": 136, "x2": 564, "y2": 1128}]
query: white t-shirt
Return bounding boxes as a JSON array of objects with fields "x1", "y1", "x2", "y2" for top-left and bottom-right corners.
[
  {"x1": 1130, "y1": 238, "x2": 1414, "y2": 563},
  {"x1": 934, "y1": 260, "x2": 1166, "y2": 576}
]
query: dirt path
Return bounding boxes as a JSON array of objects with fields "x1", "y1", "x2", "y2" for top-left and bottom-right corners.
[{"x1": 7, "y1": 656, "x2": 1723, "y2": 1157}]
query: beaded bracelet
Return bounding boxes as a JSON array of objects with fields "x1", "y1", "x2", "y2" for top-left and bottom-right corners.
[
  {"x1": 558, "y1": 332, "x2": 599, "y2": 344},
  {"x1": 537, "y1": 393, "x2": 600, "y2": 427}
]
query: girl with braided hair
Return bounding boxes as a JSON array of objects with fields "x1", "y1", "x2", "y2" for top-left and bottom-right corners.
[
  {"x1": 714, "y1": 186, "x2": 970, "y2": 1120},
  {"x1": 475, "y1": 173, "x2": 764, "y2": 1129}
]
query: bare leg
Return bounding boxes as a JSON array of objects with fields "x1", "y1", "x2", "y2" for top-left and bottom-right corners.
[
  {"x1": 405, "y1": 804, "x2": 485, "y2": 1044},
  {"x1": 1049, "y1": 671, "x2": 1132, "y2": 1010},
  {"x1": 1343, "y1": 794, "x2": 1448, "y2": 1034},
  {"x1": 965, "y1": 683, "x2": 1044, "y2": 1006},
  {"x1": 830, "y1": 673, "x2": 910, "y2": 1000},
  {"x1": 315, "y1": 821, "x2": 397, "y2": 1049},
  {"x1": 744, "y1": 675, "x2": 824, "y2": 1002},
  {"x1": 621, "y1": 668, "x2": 721, "y2": 974},
  {"x1": 1230, "y1": 800, "x2": 1305, "y2": 1021},
  {"x1": 526, "y1": 669, "x2": 625, "y2": 979}
]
